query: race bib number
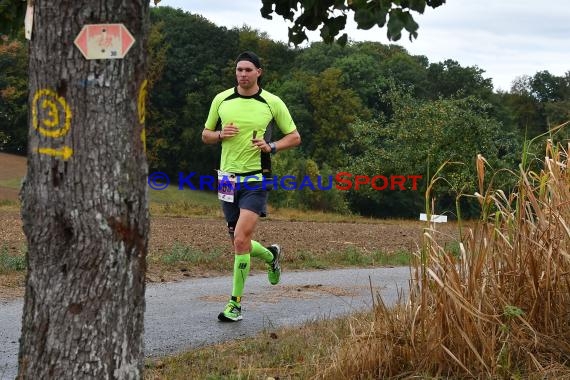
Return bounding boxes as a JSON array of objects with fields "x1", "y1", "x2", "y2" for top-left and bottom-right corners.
[{"x1": 217, "y1": 171, "x2": 236, "y2": 203}]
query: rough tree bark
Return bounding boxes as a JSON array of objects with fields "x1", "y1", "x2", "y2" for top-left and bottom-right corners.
[{"x1": 18, "y1": 1, "x2": 149, "y2": 378}]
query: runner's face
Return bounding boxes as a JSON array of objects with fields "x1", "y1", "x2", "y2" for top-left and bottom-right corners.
[{"x1": 236, "y1": 61, "x2": 261, "y2": 90}]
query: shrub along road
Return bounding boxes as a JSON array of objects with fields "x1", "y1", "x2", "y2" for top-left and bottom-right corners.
[{"x1": 0, "y1": 266, "x2": 410, "y2": 379}]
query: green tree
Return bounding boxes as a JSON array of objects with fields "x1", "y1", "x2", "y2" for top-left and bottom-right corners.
[
  {"x1": 379, "y1": 51, "x2": 429, "y2": 98},
  {"x1": 530, "y1": 70, "x2": 570, "y2": 130},
  {"x1": 504, "y1": 75, "x2": 546, "y2": 137},
  {"x1": 504, "y1": 72, "x2": 570, "y2": 140},
  {"x1": 145, "y1": 19, "x2": 169, "y2": 168},
  {"x1": 307, "y1": 67, "x2": 371, "y2": 168},
  {"x1": 0, "y1": 0, "x2": 26, "y2": 36},
  {"x1": 426, "y1": 59, "x2": 494, "y2": 100},
  {"x1": 530, "y1": 70, "x2": 565, "y2": 102},
  {"x1": 0, "y1": 35, "x2": 28, "y2": 153},
  {"x1": 344, "y1": 85, "x2": 519, "y2": 218},
  {"x1": 293, "y1": 41, "x2": 351, "y2": 74},
  {"x1": 332, "y1": 51, "x2": 385, "y2": 111}
]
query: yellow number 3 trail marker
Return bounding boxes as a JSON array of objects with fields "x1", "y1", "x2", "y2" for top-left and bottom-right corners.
[{"x1": 32, "y1": 89, "x2": 72, "y2": 138}]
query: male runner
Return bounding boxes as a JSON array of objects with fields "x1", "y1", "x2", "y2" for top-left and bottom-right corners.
[{"x1": 202, "y1": 51, "x2": 301, "y2": 321}]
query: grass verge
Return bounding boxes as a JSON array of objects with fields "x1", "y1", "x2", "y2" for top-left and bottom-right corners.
[
  {"x1": 0, "y1": 245, "x2": 26, "y2": 274},
  {"x1": 145, "y1": 243, "x2": 412, "y2": 283},
  {"x1": 0, "y1": 178, "x2": 22, "y2": 190},
  {"x1": 145, "y1": 312, "x2": 368, "y2": 379}
]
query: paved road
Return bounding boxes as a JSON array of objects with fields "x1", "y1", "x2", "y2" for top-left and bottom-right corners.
[{"x1": 0, "y1": 267, "x2": 410, "y2": 379}]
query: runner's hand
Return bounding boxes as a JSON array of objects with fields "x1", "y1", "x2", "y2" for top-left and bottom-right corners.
[
  {"x1": 221, "y1": 123, "x2": 239, "y2": 139},
  {"x1": 252, "y1": 138, "x2": 271, "y2": 153}
]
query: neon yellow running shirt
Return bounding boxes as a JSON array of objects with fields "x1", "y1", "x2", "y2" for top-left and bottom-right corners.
[{"x1": 204, "y1": 87, "x2": 296, "y2": 182}]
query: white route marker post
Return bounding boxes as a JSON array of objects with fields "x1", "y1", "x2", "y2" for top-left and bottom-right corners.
[{"x1": 419, "y1": 213, "x2": 448, "y2": 223}]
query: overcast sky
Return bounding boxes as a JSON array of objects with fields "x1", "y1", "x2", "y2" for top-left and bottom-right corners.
[{"x1": 155, "y1": 0, "x2": 569, "y2": 92}]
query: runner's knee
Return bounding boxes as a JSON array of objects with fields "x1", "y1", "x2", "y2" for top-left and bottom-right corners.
[{"x1": 233, "y1": 234, "x2": 251, "y2": 253}]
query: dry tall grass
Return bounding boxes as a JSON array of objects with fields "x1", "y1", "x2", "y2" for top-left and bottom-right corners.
[{"x1": 317, "y1": 139, "x2": 570, "y2": 379}]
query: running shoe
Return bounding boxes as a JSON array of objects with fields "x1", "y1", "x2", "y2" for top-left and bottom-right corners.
[
  {"x1": 266, "y1": 244, "x2": 281, "y2": 285},
  {"x1": 218, "y1": 300, "x2": 242, "y2": 322}
]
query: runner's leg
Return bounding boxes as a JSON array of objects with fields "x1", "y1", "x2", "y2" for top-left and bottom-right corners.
[
  {"x1": 218, "y1": 201, "x2": 245, "y2": 321},
  {"x1": 250, "y1": 240, "x2": 273, "y2": 263},
  {"x1": 231, "y1": 209, "x2": 259, "y2": 299}
]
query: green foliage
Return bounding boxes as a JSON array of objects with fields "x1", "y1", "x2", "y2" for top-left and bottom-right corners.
[
  {"x1": 503, "y1": 305, "x2": 524, "y2": 319},
  {"x1": 506, "y1": 71, "x2": 570, "y2": 136},
  {"x1": 147, "y1": 20, "x2": 169, "y2": 89},
  {"x1": 379, "y1": 51, "x2": 430, "y2": 98},
  {"x1": 544, "y1": 100, "x2": 570, "y2": 130},
  {"x1": 265, "y1": 74, "x2": 313, "y2": 146},
  {"x1": 307, "y1": 67, "x2": 371, "y2": 167},
  {"x1": 0, "y1": 36, "x2": 28, "y2": 153},
  {"x1": 501, "y1": 78, "x2": 546, "y2": 138},
  {"x1": 0, "y1": 199, "x2": 18, "y2": 207},
  {"x1": 296, "y1": 159, "x2": 350, "y2": 212},
  {"x1": 293, "y1": 41, "x2": 350, "y2": 74},
  {"x1": 333, "y1": 52, "x2": 386, "y2": 111},
  {"x1": 0, "y1": 130, "x2": 7, "y2": 148},
  {"x1": 530, "y1": 71, "x2": 570, "y2": 138},
  {"x1": 335, "y1": 246, "x2": 410, "y2": 267},
  {"x1": 260, "y1": 0, "x2": 446, "y2": 45},
  {"x1": 426, "y1": 59, "x2": 494, "y2": 100},
  {"x1": 530, "y1": 70, "x2": 567, "y2": 103},
  {"x1": 343, "y1": 84, "x2": 519, "y2": 218},
  {"x1": 0, "y1": 0, "x2": 26, "y2": 36},
  {"x1": 289, "y1": 250, "x2": 328, "y2": 269},
  {"x1": 269, "y1": 149, "x2": 349, "y2": 213}
]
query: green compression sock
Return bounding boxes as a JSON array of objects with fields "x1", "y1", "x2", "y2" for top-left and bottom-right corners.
[
  {"x1": 250, "y1": 240, "x2": 273, "y2": 263},
  {"x1": 232, "y1": 254, "x2": 251, "y2": 298}
]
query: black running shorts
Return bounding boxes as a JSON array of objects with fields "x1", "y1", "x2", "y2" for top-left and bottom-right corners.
[{"x1": 222, "y1": 182, "x2": 268, "y2": 224}]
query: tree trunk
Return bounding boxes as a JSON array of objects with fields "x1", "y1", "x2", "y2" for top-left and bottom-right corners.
[{"x1": 18, "y1": 1, "x2": 149, "y2": 378}]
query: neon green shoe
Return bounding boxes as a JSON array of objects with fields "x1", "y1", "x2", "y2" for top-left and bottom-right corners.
[
  {"x1": 267, "y1": 244, "x2": 281, "y2": 285},
  {"x1": 218, "y1": 300, "x2": 242, "y2": 322}
]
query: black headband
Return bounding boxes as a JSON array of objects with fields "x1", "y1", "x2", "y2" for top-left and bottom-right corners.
[{"x1": 235, "y1": 51, "x2": 261, "y2": 68}]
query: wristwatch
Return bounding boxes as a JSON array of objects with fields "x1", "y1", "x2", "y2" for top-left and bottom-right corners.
[{"x1": 269, "y1": 142, "x2": 277, "y2": 154}]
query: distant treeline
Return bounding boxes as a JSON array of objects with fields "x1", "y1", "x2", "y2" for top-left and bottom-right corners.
[{"x1": 1, "y1": 6, "x2": 568, "y2": 217}]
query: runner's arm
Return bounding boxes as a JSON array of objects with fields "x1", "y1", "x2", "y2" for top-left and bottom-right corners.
[
  {"x1": 202, "y1": 128, "x2": 222, "y2": 145},
  {"x1": 270, "y1": 130, "x2": 301, "y2": 153},
  {"x1": 202, "y1": 122, "x2": 240, "y2": 145}
]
